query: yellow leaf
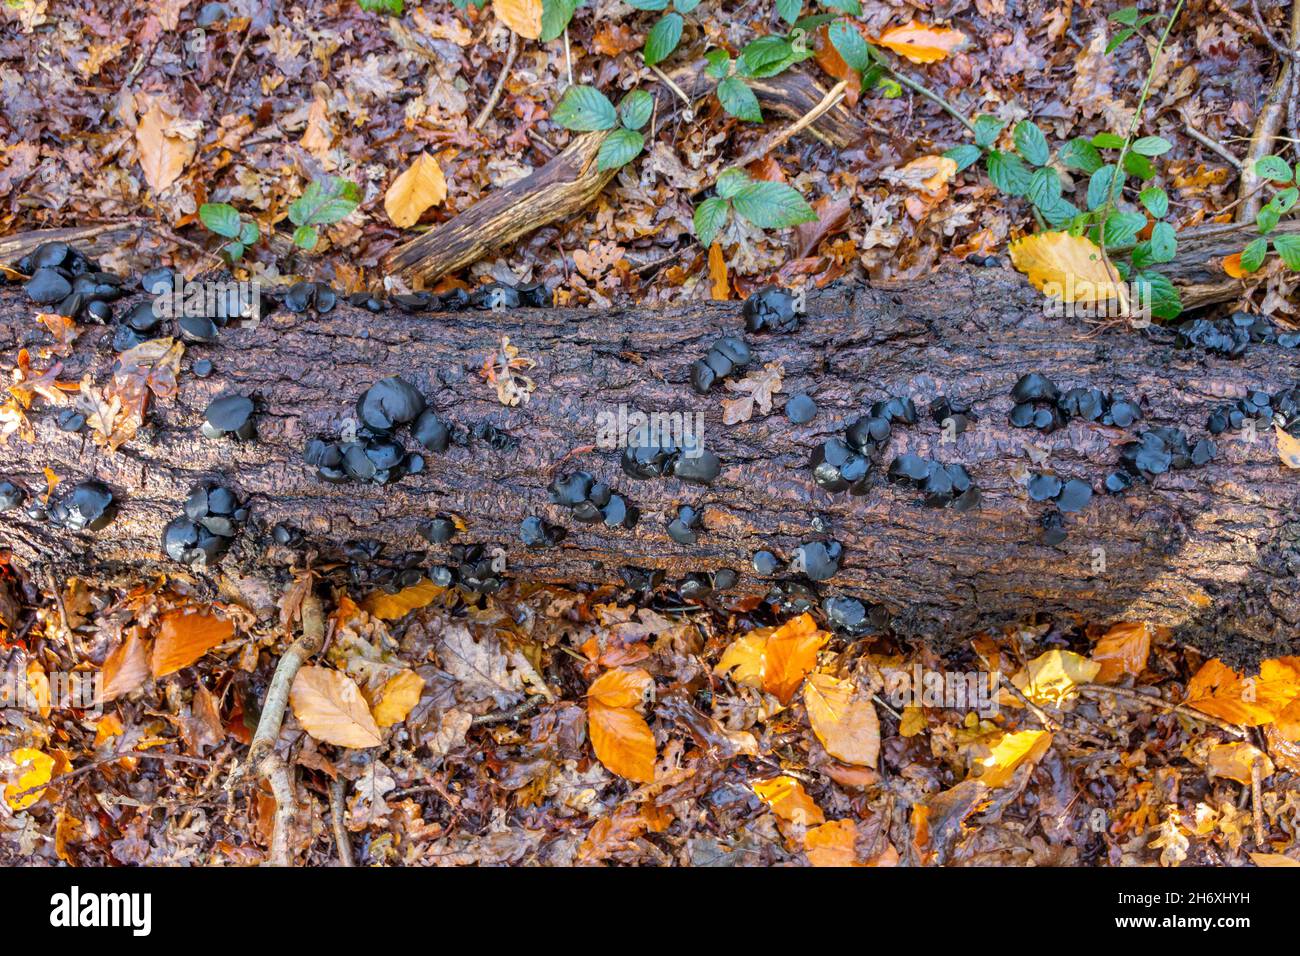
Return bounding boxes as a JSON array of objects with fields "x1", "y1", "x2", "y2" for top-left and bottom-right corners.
[
  {"x1": 94, "y1": 713, "x2": 124, "y2": 748},
  {"x1": 588, "y1": 667, "x2": 653, "y2": 709},
  {"x1": 384, "y1": 152, "x2": 448, "y2": 229},
  {"x1": 976, "y1": 729, "x2": 1052, "y2": 788},
  {"x1": 897, "y1": 155, "x2": 957, "y2": 193},
  {"x1": 1009, "y1": 231, "x2": 1127, "y2": 307},
  {"x1": 753, "y1": 776, "x2": 825, "y2": 825},
  {"x1": 371, "y1": 669, "x2": 425, "y2": 728},
  {"x1": 764, "y1": 613, "x2": 827, "y2": 704},
  {"x1": 804, "y1": 818, "x2": 860, "y2": 866},
  {"x1": 1091, "y1": 622, "x2": 1152, "y2": 683},
  {"x1": 1206, "y1": 742, "x2": 1273, "y2": 785},
  {"x1": 135, "y1": 98, "x2": 196, "y2": 195},
  {"x1": 803, "y1": 672, "x2": 880, "y2": 767},
  {"x1": 151, "y1": 609, "x2": 235, "y2": 678},
  {"x1": 1185, "y1": 658, "x2": 1300, "y2": 727},
  {"x1": 1277, "y1": 425, "x2": 1300, "y2": 469},
  {"x1": 290, "y1": 665, "x2": 384, "y2": 748},
  {"x1": 300, "y1": 95, "x2": 334, "y2": 163},
  {"x1": 588, "y1": 699, "x2": 656, "y2": 782},
  {"x1": 1222, "y1": 253, "x2": 1246, "y2": 279},
  {"x1": 492, "y1": 0, "x2": 542, "y2": 38},
  {"x1": 360, "y1": 577, "x2": 445, "y2": 620},
  {"x1": 1250, "y1": 852, "x2": 1300, "y2": 867},
  {"x1": 713, "y1": 632, "x2": 768, "y2": 689},
  {"x1": 1013, "y1": 649, "x2": 1100, "y2": 706},
  {"x1": 875, "y1": 20, "x2": 969, "y2": 63},
  {"x1": 899, "y1": 704, "x2": 927, "y2": 737},
  {"x1": 4, "y1": 748, "x2": 54, "y2": 811},
  {"x1": 708, "y1": 242, "x2": 730, "y2": 300}
]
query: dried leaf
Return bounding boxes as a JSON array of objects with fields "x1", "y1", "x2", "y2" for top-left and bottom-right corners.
[
  {"x1": 804, "y1": 818, "x2": 860, "y2": 866},
  {"x1": 1185, "y1": 658, "x2": 1300, "y2": 726},
  {"x1": 152, "y1": 609, "x2": 235, "y2": 678},
  {"x1": 290, "y1": 665, "x2": 384, "y2": 749},
  {"x1": 300, "y1": 95, "x2": 334, "y2": 163},
  {"x1": 803, "y1": 672, "x2": 880, "y2": 767},
  {"x1": 384, "y1": 152, "x2": 448, "y2": 228},
  {"x1": 439, "y1": 624, "x2": 524, "y2": 708},
  {"x1": 892, "y1": 155, "x2": 958, "y2": 194},
  {"x1": 100, "y1": 628, "x2": 151, "y2": 702},
  {"x1": 1206, "y1": 742, "x2": 1273, "y2": 785},
  {"x1": 1013, "y1": 649, "x2": 1100, "y2": 705},
  {"x1": 763, "y1": 613, "x2": 826, "y2": 704},
  {"x1": 1277, "y1": 425, "x2": 1300, "y2": 469},
  {"x1": 3, "y1": 748, "x2": 54, "y2": 811},
  {"x1": 588, "y1": 699, "x2": 656, "y2": 782},
  {"x1": 360, "y1": 578, "x2": 445, "y2": 620},
  {"x1": 708, "y1": 242, "x2": 729, "y2": 300},
  {"x1": 875, "y1": 20, "x2": 969, "y2": 63},
  {"x1": 976, "y1": 729, "x2": 1052, "y2": 787},
  {"x1": 1249, "y1": 852, "x2": 1300, "y2": 866},
  {"x1": 135, "y1": 98, "x2": 197, "y2": 194},
  {"x1": 713, "y1": 632, "x2": 768, "y2": 689},
  {"x1": 1009, "y1": 231, "x2": 1126, "y2": 306},
  {"x1": 492, "y1": 0, "x2": 542, "y2": 39},
  {"x1": 588, "y1": 667, "x2": 653, "y2": 709},
  {"x1": 722, "y1": 361, "x2": 784, "y2": 425},
  {"x1": 753, "y1": 775, "x2": 825, "y2": 825},
  {"x1": 371, "y1": 669, "x2": 425, "y2": 728},
  {"x1": 1091, "y1": 622, "x2": 1152, "y2": 683}
]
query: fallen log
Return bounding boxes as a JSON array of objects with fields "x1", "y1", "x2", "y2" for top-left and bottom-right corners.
[{"x1": 1, "y1": 266, "x2": 1297, "y2": 667}]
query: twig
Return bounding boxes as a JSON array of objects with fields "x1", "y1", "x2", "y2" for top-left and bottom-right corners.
[
  {"x1": 473, "y1": 30, "x2": 520, "y2": 130},
  {"x1": 1251, "y1": 749, "x2": 1266, "y2": 846},
  {"x1": 1003, "y1": 678, "x2": 1065, "y2": 732},
  {"x1": 729, "y1": 79, "x2": 850, "y2": 173},
  {"x1": 1239, "y1": 0, "x2": 1300, "y2": 218},
  {"x1": 1184, "y1": 122, "x2": 1244, "y2": 169},
  {"x1": 329, "y1": 776, "x2": 354, "y2": 867},
  {"x1": 650, "y1": 63, "x2": 694, "y2": 118},
  {"x1": 243, "y1": 590, "x2": 325, "y2": 773},
  {"x1": 120, "y1": 37, "x2": 159, "y2": 92},
  {"x1": 1080, "y1": 684, "x2": 1248, "y2": 739},
  {"x1": 222, "y1": 23, "x2": 255, "y2": 96},
  {"x1": 263, "y1": 751, "x2": 298, "y2": 867},
  {"x1": 7, "y1": 751, "x2": 217, "y2": 803},
  {"x1": 875, "y1": 55, "x2": 975, "y2": 134},
  {"x1": 469, "y1": 694, "x2": 543, "y2": 727}
]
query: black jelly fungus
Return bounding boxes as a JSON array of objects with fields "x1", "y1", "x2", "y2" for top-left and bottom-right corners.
[
  {"x1": 785, "y1": 393, "x2": 817, "y2": 424},
  {"x1": 752, "y1": 550, "x2": 780, "y2": 576}
]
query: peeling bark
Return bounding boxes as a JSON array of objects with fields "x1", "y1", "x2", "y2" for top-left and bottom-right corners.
[{"x1": 0, "y1": 269, "x2": 1297, "y2": 667}]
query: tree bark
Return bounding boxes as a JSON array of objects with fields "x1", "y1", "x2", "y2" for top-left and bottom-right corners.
[{"x1": 1, "y1": 270, "x2": 1297, "y2": 667}]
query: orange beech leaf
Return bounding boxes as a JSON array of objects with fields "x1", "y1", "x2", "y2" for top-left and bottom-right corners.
[
  {"x1": 804, "y1": 818, "x2": 860, "y2": 866},
  {"x1": 492, "y1": 0, "x2": 542, "y2": 38},
  {"x1": 289, "y1": 665, "x2": 384, "y2": 749},
  {"x1": 384, "y1": 152, "x2": 448, "y2": 229},
  {"x1": 709, "y1": 242, "x2": 730, "y2": 300},
  {"x1": 100, "y1": 628, "x2": 151, "y2": 702},
  {"x1": 1091, "y1": 622, "x2": 1152, "y2": 683},
  {"x1": 588, "y1": 667, "x2": 653, "y2": 709},
  {"x1": 370, "y1": 669, "x2": 425, "y2": 728},
  {"x1": 875, "y1": 20, "x2": 969, "y2": 64},
  {"x1": 1222, "y1": 253, "x2": 1246, "y2": 278},
  {"x1": 361, "y1": 578, "x2": 445, "y2": 620},
  {"x1": 151, "y1": 609, "x2": 235, "y2": 678},
  {"x1": 803, "y1": 672, "x2": 880, "y2": 767},
  {"x1": 588, "y1": 699, "x2": 656, "y2": 782},
  {"x1": 752, "y1": 775, "x2": 825, "y2": 825},
  {"x1": 1185, "y1": 658, "x2": 1300, "y2": 726},
  {"x1": 763, "y1": 613, "x2": 827, "y2": 704},
  {"x1": 1278, "y1": 425, "x2": 1300, "y2": 468},
  {"x1": 1206, "y1": 742, "x2": 1273, "y2": 785}
]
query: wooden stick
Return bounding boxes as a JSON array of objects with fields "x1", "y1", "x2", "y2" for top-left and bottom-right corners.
[{"x1": 472, "y1": 31, "x2": 520, "y2": 130}]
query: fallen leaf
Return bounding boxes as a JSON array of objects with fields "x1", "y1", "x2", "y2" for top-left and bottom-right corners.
[
  {"x1": 875, "y1": 20, "x2": 970, "y2": 63},
  {"x1": 588, "y1": 699, "x2": 656, "y2": 782},
  {"x1": 763, "y1": 613, "x2": 826, "y2": 704},
  {"x1": 371, "y1": 669, "x2": 425, "y2": 727},
  {"x1": 804, "y1": 818, "x2": 860, "y2": 866},
  {"x1": 1206, "y1": 742, "x2": 1273, "y2": 785},
  {"x1": 290, "y1": 665, "x2": 385, "y2": 749},
  {"x1": 151, "y1": 609, "x2": 235, "y2": 678},
  {"x1": 3, "y1": 748, "x2": 54, "y2": 811},
  {"x1": 384, "y1": 152, "x2": 448, "y2": 229},
  {"x1": 100, "y1": 628, "x2": 151, "y2": 702},
  {"x1": 361, "y1": 578, "x2": 445, "y2": 620},
  {"x1": 803, "y1": 672, "x2": 880, "y2": 767},
  {"x1": 1013, "y1": 649, "x2": 1100, "y2": 705},
  {"x1": 135, "y1": 98, "x2": 197, "y2": 194},
  {"x1": 722, "y1": 361, "x2": 784, "y2": 425},
  {"x1": 753, "y1": 775, "x2": 825, "y2": 825},
  {"x1": 1250, "y1": 852, "x2": 1300, "y2": 866},
  {"x1": 976, "y1": 729, "x2": 1052, "y2": 787},
  {"x1": 588, "y1": 667, "x2": 653, "y2": 708},
  {"x1": 300, "y1": 95, "x2": 335, "y2": 163},
  {"x1": 492, "y1": 0, "x2": 542, "y2": 38},
  {"x1": 1277, "y1": 425, "x2": 1300, "y2": 469},
  {"x1": 1009, "y1": 231, "x2": 1126, "y2": 306},
  {"x1": 1091, "y1": 622, "x2": 1152, "y2": 683},
  {"x1": 713, "y1": 632, "x2": 768, "y2": 689},
  {"x1": 1222, "y1": 253, "x2": 1246, "y2": 278},
  {"x1": 708, "y1": 242, "x2": 729, "y2": 300},
  {"x1": 1185, "y1": 658, "x2": 1300, "y2": 726},
  {"x1": 893, "y1": 155, "x2": 958, "y2": 194}
]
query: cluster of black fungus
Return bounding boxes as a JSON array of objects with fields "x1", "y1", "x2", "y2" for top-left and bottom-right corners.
[
  {"x1": 548, "y1": 471, "x2": 640, "y2": 528},
  {"x1": 811, "y1": 396, "x2": 917, "y2": 495},
  {"x1": 41, "y1": 480, "x2": 117, "y2": 532},
  {"x1": 418, "y1": 515, "x2": 458, "y2": 545},
  {"x1": 520, "y1": 516, "x2": 567, "y2": 548},
  {"x1": 752, "y1": 549, "x2": 780, "y2": 576},
  {"x1": 384, "y1": 281, "x2": 551, "y2": 314},
  {"x1": 930, "y1": 394, "x2": 976, "y2": 435},
  {"x1": 822, "y1": 596, "x2": 889, "y2": 635},
  {"x1": 1110, "y1": 426, "x2": 1215, "y2": 490},
  {"x1": 281, "y1": 281, "x2": 337, "y2": 314},
  {"x1": 471, "y1": 422, "x2": 518, "y2": 452},
  {"x1": 1026, "y1": 473, "x2": 1093, "y2": 512},
  {"x1": 431, "y1": 543, "x2": 506, "y2": 594},
  {"x1": 163, "y1": 482, "x2": 247, "y2": 565},
  {"x1": 887, "y1": 454, "x2": 981, "y2": 510},
  {"x1": 792, "y1": 539, "x2": 843, "y2": 581},
  {"x1": 666, "y1": 504, "x2": 700, "y2": 545},
  {"x1": 670, "y1": 568, "x2": 739, "y2": 602},
  {"x1": 690, "y1": 335, "x2": 751, "y2": 394},
  {"x1": 202, "y1": 394, "x2": 257, "y2": 441},
  {"x1": 1208, "y1": 387, "x2": 1300, "y2": 437},
  {"x1": 620, "y1": 566, "x2": 665, "y2": 596},
  {"x1": 19, "y1": 242, "x2": 125, "y2": 324},
  {"x1": 766, "y1": 580, "x2": 818, "y2": 615},
  {"x1": 0, "y1": 480, "x2": 26, "y2": 512},
  {"x1": 272, "y1": 523, "x2": 304, "y2": 547},
  {"x1": 57, "y1": 409, "x2": 86, "y2": 433},
  {"x1": 621, "y1": 442, "x2": 722, "y2": 486},
  {"x1": 742, "y1": 287, "x2": 799, "y2": 334},
  {"x1": 304, "y1": 376, "x2": 446, "y2": 485},
  {"x1": 1009, "y1": 373, "x2": 1140, "y2": 433},
  {"x1": 1177, "y1": 314, "x2": 1300, "y2": 356}
]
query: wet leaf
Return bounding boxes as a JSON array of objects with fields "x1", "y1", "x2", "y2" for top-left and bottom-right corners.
[
  {"x1": 371, "y1": 669, "x2": 425, "y2": 727},
  {"x1": 588, "y1": 700, "x2": 656, "y2": 782},
  {"x1": 976, "y1": 729, "x2": 1052, "y2": 787},
  {"x1": 361, "y1": 578, "x2": 445, "y2": 620},
  {"x1": 763, "y1": 613, "x2": 826, "y2": 703},
  {"x1": 753, "y1": 775, "x2": 825, "y2": 824},
  {"x1": 135, "y1": 98, "x2": 196, "y2": 194},
  {"x1": 588, "y1": 667, "x2": 653, "y2": 708},
  {"x1": 1013, "y1": 649, "x2": 1100, "y2": 705},
  {"x1": 875, "y1": 20, "x2": 969, "y2": 63},
  {"x1": 3, "y1": 748, "x2": 54, "y2": 811},
  {"x1": 151, "y1": 609, "x2": 235, "y2": 678},
  {"x1": 1207, "y1": 742, "x2": 1273, "y2": 785},
  {"x1": 1091, "y1": 622, "x2": 1152, "y2": 683},
  {"x1": 804, "y1": 818, "x2": 859, "y2": 866}
]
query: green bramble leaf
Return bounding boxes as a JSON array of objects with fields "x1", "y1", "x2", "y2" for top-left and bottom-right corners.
[
  {"x1": 552, "y1": 85, "x2": 617, "y2": 131},
  {"x1": 776, "y1": 0, "x2": 802, "y2": 24},
  {"x1": 716, "y1": 168, "x2": 751, "y2": 199},
  {"x1": 292, "y1": 224, "x2": 319, "y2": 250},
  {"x1": 704, "y1": 49, "x2": 731, "y2": 79},
  {"x1": 358, "y1": 0, "x2": 403, "y2": 14},
  {"x1": 972, "y1": 114, "x2": 1004, "y2": 149},
  {"x1": 731, "y1": 180, "x2": 817, "y2": 230},
  {"x1": 1086, "y1": 165, "x2": 1117, "y2": 211},
  {"x1": 596, "y1": 128, "x2": 645, "y2": 171},
  {"x1": 1102, "y1": 210, "x2": 1146, "y2": 247},
  {"x1": 288, "y1": 176, "x2": 361, "y2": 230},
  {"x1": 619, "y1": 90, "x2": 654, "y2": 130},
  {"x1": 644, "y1": 13, "x2": 684, "y2": 66},
  {"x1": 1026, "y1": 166, "x2": 1061, "y2": 208},
  {"x1": 540, "y1": 0, "x2": 580, "y2": 42},
  {"x1": 1273, "y1": 234, "x2": 1300, "y2": 270},
  {"x1": 1257, "y1": 203, "x2": 1281, "y2": 235},
  {"x1": 986, "y1": 149, "x2": 1032, "y2": 197},
  {"x1": 1091, "y1": 132, "x2": 1126, "y2": 149},
  {"x1": 694, "y1": 196, "x2": 731, "y2": 247},
  {"x1": 1133, "y1": 269, "x2": 1181, "y2": 320},
  {"x1": 828, "y1": 19, "x2": 871, "y2": 73},
  {"x1": 717, "y1": 76, "x2": 763, "y2": 122},
  {"x1": 1131, "y1": 135, "x2": 1172, "y2": 156},
  {"x1": 1148, "y1": 221, "x2": 1177, "y2": 263},
  {"x1": 1239, "y1": 237, "x2": 1268, "y2": 273},
  {"x1": 199, "y1": 202, "x2": 242, "y2": 239},
  {"x1": 1255, "y1": 155, "x2": 1292, "y2": 182},
  {"x1": 943, "y1": 144, "x2": 983, "y2": 173},
  {"x1": 1059, "y1": 137, "x2": 1103, "y2": 174},
  {"x1": 1123, "y1": 151, "x2": 1156, "y2": 181},
  {"x1": 1139, "y1": 186, "x2": 1168, "y2": 218},
  {"x1": 1013, "y1": 120, "x2": 1050, "y2": 167}
]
